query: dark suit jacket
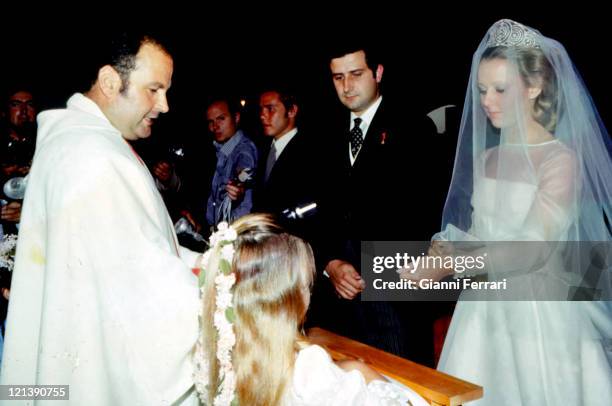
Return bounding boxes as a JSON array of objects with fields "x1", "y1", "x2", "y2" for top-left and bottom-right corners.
[
  {"x1": 253, "y1": 130, "x2": 321, "y2": 241},
  {"x1": 318, "y1": 97, "x2": 442, "y2": 268},
  {"x1": 309, "y1": 98, "x2": 447, "y2": 364}
]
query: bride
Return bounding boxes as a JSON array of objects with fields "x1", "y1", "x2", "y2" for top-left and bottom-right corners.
[{"x1": 402, "y1": 19, "x2": 611, "y2": 405}]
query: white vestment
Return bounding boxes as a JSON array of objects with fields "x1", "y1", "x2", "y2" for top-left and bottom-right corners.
[{"x1": 0, "y1": 94, "x2": 200, "y2": 405}]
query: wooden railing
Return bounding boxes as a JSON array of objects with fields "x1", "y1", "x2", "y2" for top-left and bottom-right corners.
[{"x1": 307, "y1": 327, "x2": 483, "y2": 406}]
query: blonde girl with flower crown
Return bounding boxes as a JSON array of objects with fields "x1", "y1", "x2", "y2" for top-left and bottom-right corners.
[{"x1": 194, "y1": 213, "x2": 428, "y2": 406}]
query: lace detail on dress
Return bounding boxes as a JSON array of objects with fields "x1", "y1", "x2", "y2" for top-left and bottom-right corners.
[{"x1": 368, "y1": 380, "x2": 422, "y2": 406}]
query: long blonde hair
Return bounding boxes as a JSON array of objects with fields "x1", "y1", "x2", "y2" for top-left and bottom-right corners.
[{"x1": 200, "y1": 214, "x2": 315, "y2": 406}]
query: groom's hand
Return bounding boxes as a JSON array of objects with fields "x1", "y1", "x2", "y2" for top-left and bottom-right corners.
[{"x1": 326, "y1": 259, "x2": 364, "y2": 300}]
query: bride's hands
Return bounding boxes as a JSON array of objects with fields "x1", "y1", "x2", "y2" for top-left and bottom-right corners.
[
  {"x1": 399, "y1": 241, "x2": 454, "y2": 283},
  {"x1": 428, "y1": 240, "x2": 454, "y2": 257},
  {"x1": 398, "y1": 258, "x2": 451, "y2": 283}
]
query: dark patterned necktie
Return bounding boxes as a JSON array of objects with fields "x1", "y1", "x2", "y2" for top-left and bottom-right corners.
[{"x1": 350, "y1": 117, "x2": 363, "y2": 157}]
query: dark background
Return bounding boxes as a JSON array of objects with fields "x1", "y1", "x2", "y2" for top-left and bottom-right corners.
[
  {"x1": 4, "y1": 9, "x2": 609, "y2": 142},
  {"x1": 3, "y1": 8, "x2": 609, "y2": 225}
]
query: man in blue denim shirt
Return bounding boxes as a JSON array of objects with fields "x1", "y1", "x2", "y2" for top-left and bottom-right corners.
[{"x1": 205, "y1": 98, "x2": 258, "y2": 226}]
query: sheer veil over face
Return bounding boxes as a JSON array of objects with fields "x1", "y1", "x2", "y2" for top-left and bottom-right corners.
[
  {"x1": 436, "y1": 20, "x2": 612, "y2": 405},
  {"x1": 437, "y1": 19, "x2": 611, "y2": 299}
]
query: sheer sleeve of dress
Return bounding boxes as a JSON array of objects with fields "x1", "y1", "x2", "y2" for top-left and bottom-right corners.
[
  {"x1": 518, "y1": 143, "x2": 577, "y2": 241},
  {"x1": 288, "y1": 345, "x2": 428, "y2": 406},
  {"x1": 431, "y1": 142, "x2": 581, "y2": 294},
  {"x1": 438, "y1": 142, "x2": 577, "y2": 240}
]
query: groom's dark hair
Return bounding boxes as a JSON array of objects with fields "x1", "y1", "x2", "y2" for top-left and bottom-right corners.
[{"x1": 326, "y1": 40, "x2": 382, "y2": 75}]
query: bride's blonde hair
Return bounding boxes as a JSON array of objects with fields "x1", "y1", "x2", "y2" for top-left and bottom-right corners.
[
  {"x1": 481, "y1": 46, "x2": 559, "y2": 132},
  {"x1": 200, "y1": 213, "x2": 315, "y2": 406}
]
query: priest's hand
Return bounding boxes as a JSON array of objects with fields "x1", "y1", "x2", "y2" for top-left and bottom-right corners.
[{"x1": 325, "y1": 259, "x2": 364, "y2": 300}]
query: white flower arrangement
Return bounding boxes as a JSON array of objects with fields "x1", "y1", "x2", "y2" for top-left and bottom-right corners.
[
  {"x1": 209, "y1": 222, "x2": 238, "y2": 247},
  {"x1": 0, "y1": 234, "x2": 18, "y2": 271},
  {"x1": 194, "y1": 222, "x2": 238, "y2": 406}
]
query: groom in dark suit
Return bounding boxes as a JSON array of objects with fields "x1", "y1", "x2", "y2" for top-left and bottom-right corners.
[{"x1": 314, "y1": 43, "x2": 440, "y2": 365}]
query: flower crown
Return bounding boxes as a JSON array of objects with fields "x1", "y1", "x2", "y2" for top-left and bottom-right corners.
[
  {"x1": 487, "y1": 19, "x2": 540, "y2": 49},
  {"x1": 193, "y1": 222, "x2": 238, "y2": 406}
]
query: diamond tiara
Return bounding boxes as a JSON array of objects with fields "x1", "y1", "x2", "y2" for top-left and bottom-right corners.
[{"x1": 487, "y1": 19, "x2": 540, "y2": 48}]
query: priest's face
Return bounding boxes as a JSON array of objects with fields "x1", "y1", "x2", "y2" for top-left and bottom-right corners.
[
  {"x1": 111, "y1": 43, "x2": 173, "y2": 140},
  {"x1": 330, "y1": 50, "x2": 383, "y2": 115}
]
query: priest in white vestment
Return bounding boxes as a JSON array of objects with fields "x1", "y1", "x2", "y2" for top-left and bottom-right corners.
[{"x1": 0, "y1": 36, "x2": 200, "y2": 405}]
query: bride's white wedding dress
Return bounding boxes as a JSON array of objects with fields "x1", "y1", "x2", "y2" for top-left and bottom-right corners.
[{"x1": 437, "y1": 141, "x2": 612, "y2": 405}]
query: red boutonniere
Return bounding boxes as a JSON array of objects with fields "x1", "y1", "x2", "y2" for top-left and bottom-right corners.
[{"x1": 380, "y1": 131, "x2": 388, "y2": 145}]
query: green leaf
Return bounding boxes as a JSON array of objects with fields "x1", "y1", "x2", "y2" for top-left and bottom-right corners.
[
  {"x1": 198, "y1": 267, "x2": 207, "y2": 287},
  {"x1": 225, "y1": 307, "x2": 235, "y2": 323},
  {"x1": 219, "y1": 259, "x2": 231, "y2": 275}
]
